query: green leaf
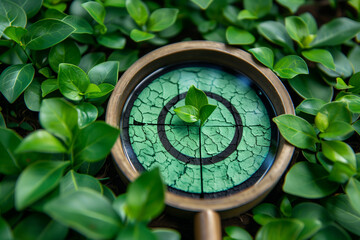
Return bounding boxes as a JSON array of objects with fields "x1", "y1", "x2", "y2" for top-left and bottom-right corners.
[
  {"x1": 44, "y1": 189, "x2": 121, "y2": 240},
  {"x1": 88, "y1": 61, "x2": 119, "y2": 85},
  {"x1": 292, "y1": 202, "x2": 333, "y2": 226},
  {"x1": 318, "y1": 102, "x2": 351, "y2": 124},
  {"x1": 23, "y1": 19, "x2": 75, "y2": 50},
  {"x1": 117, "y1": 223, "x2": 157, "y2": 240},
  {"x1": 0, "y1": 217, "x2": 13, "y2": 240},
  {"x1": 237, "y1": 10, "x2": 257, "y2": 20},
  {"x1": 62, "y1": 15, "x2": 93, "y2": 34},
  {"x1": 226, "y1": 26, "x2": 255, "y2": 45},
  {"x1": 60, "y1": 170, "x2": 103, "y2": 194},
  {"x1": 73, "y1": 121, "x2": 119, "y2": 163},
  {"x1": 353, "y1": 119, "x2": 360, "y2": 135},
  {"x1": 130, "y1": 29, "x2": 155, "y2": 42},
  {"x1": 39, "y1": 98, "x2": 78, "y2": 145},
  {"x1": 108, "y1": 49, "x2": 139, "y2": 72},
  {"x1": 147, "y1": 8, "x2": 179, "y2": 32},
  {"x1": 0, "y1": 176, "x2": 17, "y2": 214},
  {"x1": 321, "y1": 140, "x2": 356, "y2": 167},
  {"x1": 38, "y1": 67, "x2": 54, "y2": 78},
  {"x1": 78, "y1": 159, "x2": 105, "y2": 176},
  {"x1": 349, "y1": 46, "x2": 360, "y2": 73},
  {"x1": 273, "y1": 114, "x2": 318, "y2": 150},
  {"x1": 75, "y1": 102, "x2": 98, "y2": 128},
  {"x1": 126, "y1": 168, "x2": 165, "y2": 221},
  {"x1": 248, "y1": 47, "x2": 274, "y2": 69},
  {"x1": 345, "y1": 178, "x2": 360, "y2": 214},
  {"x1": 4, "y1": 26, "x2": 27, "y2": 45},
  {"x1": 191, "y1": 0, "x2": 213, "y2": 9},
  {"x1": 280, "y1": 196, "x2": 292, "y2": 217},
  {"x1": 334, "y1": 77, "x2": 352, "y2": 90},
  {"x1": 185, "y1": 85, "x2": 208, "y2": 110},
  {"x1": 274, "y1": 55, "x2": 309, "y2": 79},
  {"x1": 174, "y1": 105, "x2": 199, "y2": 123},
  {"x1": 13, "y1": 213, "x2": 68, "y2": 240},
  {"x1": 319, "y1": 121, "x2": 354, "y2": 141},
  {"x1": 276, "y1": 0, "x2": 305, "y2": 13},
  {"x1": 318, "y1": 49, "x2": 353, "y2": 79},
  {"x1": 85, "y1": 83, "x2": 114, "y2": 99},
  {"x1": 299, "y1": 12, "x2": 317, "y2": 34},
  {"x1": 312, "y1": 223, "x2": 351, "y2": 240},
  {"x1": 0, "y1": 113, "x2": 5, "y2": 128},
  {"x1": 0, "y1": 128, "x2": 22, "y2": 175},
  {"x1": 113, "y1": 194, "x2": 127, "y2": 222},
  {"x1": 315, "y1": 112, "x2": 329, "y2": 132},
  {"x1": 258, "y1": 21, "x2": 294, "y2": 51},
  {"x1": 296, "y1": 98, "x2": 327, "y2": 115},
  {"x1": 199, "y1": 104, "x2": 217, "y2": 126},
  {"x1": 285, "y1": 16, "x2": 309, "y2": 48},
  {"x1": 15, "y1": 130, "x2": 67, "y2": 154},
  {"x1": 253, "y1": 203, "x2": 280, "y2": 219},
  {"x1": 283, "y1": 161, "x2": 339, "y2": 198},
  {"x1": 349, "y1": 72, "x2": 360, "y2": 94},
  {"x1": 289, "y1": 75, "x2": 333, "y2": 101},
  {"x1": 126, "y1": 0, "x2": 148, "y2": 26},
  {"x1": 12, "y1": 0, "x2": 42, "y2": 18},
  {"x1": 328, "y1": 162, "x2": 356, "y2": 183},
  {"x1": 97, "y1": 33, "x2": 126, "y2": 49},
  {"x1": 224, "y1": 226, "x2": 252, "y2": 240},
  {"x1": 58, "y1": 63, "x2": 90, "y2": 101},
  {"x1": 15, "y1": 160, "x2": 69, "y2": 210},
  {"x1": 81, "y1": 1, "x2": 106, "y2": 26},
  {"x1": 104, "y1": 0, "x2": 125, "y2": 7},
  {"x1": 49, "y1": 40, "x2": 81, "y2": 73},
  {"x1": 326, "y1": 194, "x2": 360, "y2": 236},
  {"x1": 41, "y1": 79, "x2": 58, "y2": 97},
  {"x1": 255, "y1": 219, "x2": 304, "y2": 240},
  {"x1": 302, "y1": 49, "x2": 335, "y2": 70},
  {"x1": 79, "y1": 52, "x2": 106, "y2": 73},
  {"x1": 243, "y1": 0, "x2": 272, "y2": 18},
  {"x1": 0, "y1": 0, "x2": 27, "y2": 37},
  {"x1": 24, "y1": 78, "x2": 41, "y2": 112},
  {"x1": 337, "y1": 95, "x2": 360, "y2": 113},
  {"x1": 0, "y1": 64, "x2": 35, "y2": 103},
  {"x1": 311, "y1": 18, "x2": 360, "y2": 47}
]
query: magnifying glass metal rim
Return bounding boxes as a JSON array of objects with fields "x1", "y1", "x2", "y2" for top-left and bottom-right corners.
[{"x1": 106, "y1": 41, "x2": 295, "y2": 218}]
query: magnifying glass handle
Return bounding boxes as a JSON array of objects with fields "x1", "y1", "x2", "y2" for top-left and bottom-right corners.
[{"x1": 194, "y1": 209, "x2": 221, "y2": 240}]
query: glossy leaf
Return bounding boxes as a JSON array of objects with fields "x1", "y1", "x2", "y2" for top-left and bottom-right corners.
[
  {"x1": 39, "y1": 98, "x2": 78, "y2": 144},
  {"x1": 312, "y1": 223, "x2": 351, "y2": 240},
  {"x1": 273, "y1": 114, "x2": 318, "y2": 150},
  {"x1": 148, "y1": 8, "x2": 179, "y2": 32},
  {"x1": 283, "y1": 161, "x2": 339, "y2": 198},
  {"x1": 258, "y1": 21, "x2": 293, "y2": 51},
  {"x1": 85, "y1": 83, "x2": 114, "y2": 99},
  {"x1": 337, "y1": 95, "x2": 360, "y2": 113},
  {"x1": 243, "y1": 0, "x2": 272, "y2": 18},
  {"x1": 0, "y1": 64, "x2": 35, "y2": 103},
  {"x1": 4, "y1": 26, "x2": 27, "y2": 45},
  {"x1": 88, "y1": 61, "x2": 119, "y2": 85},
  {"x1": 311, "y1": 18, "x2": 360, "y2": 47},
  {"x1": 62, "y1": 15, "x2": 93, "y2": 34},
  {"x1": 0, "y1": 176, "x2": 16, "y2": 214},
  {"x1": 125, "y1": 168, "x2": 165, "y2": 221},
  {"x1": 276, "y1": 0, "x2": 305, "y2": 13},
  {"x1": 318, "y1": 102, "x2": 351, "y2": 124},
  {"x1": 226, "y1": 26, "x2": 255, "y2": 45},
  {"x1": 237, "y1": 9, "x2": 257, "y2": 20},
  {"x1": 75, "y1": 102, "x2": 98, "y2": 128},
  {"x1": 79, "y1": 52, "x2": 106, "y2": 73},
  {"x1": 253, "y1": 203, "x2": 280, "y2": 219},
  {"x1": 15, "y1": 160, "x2": 69, "y2": 210},
  {"x1": 23, "y1": 19, "x2": 75, "y2": 50},
  {"x1": 0, "y1": 128, "x2": 22, "y2": 175},
  {"x1": 73, "y1": 121, "x2": 119, "y2": 163},
  {"x1": 292, "y1": 202, "x2": 333, "y2": 226},
  {"x1": 13, "y1": 213, "x2": 68, "y2": 240},
  {"x1": 126, "y1": 0, "x2": 148, "y2": 26},
  {"x1": 289, "y1": 74, "x2": 333, "y2": 101},
  {"x1": 97, "y1": 34, "x2": 126, "y2": 49},
  {"x1": 255, "y1": 219, "x2": 304, "y2": 240},
  {"x1": 319, "y1": 49, "x2": 353, "y2": 79},
  {"x1": 108, "y1": 49, "x2": 139, "y2": 72},
  {"x1": 191, "y1": 0, "x2": 213, "y2": 9},
  {"x1": 60, "y1": 170, "x2": 103, "y2": 194},
  {"x1": 321, "y1": 140, "x2": 356, "y2": 167},
  {"x1": 285, "y1": 16, "x2": 309, "y2": 48},
  {"x1": 45, "y1": 189, "x2": 121, "y2": 240},
  {"x1": 0, "y1": 217, "x2": 13, "y2": 240},
  {"x1": 280, "y1": 196, "x2": 292, "y2": 217},
  {"x1": 296, "y1": 98, "x2": 327, "y2": 115},
  {"x1": 319, "y1": 121, "x2": 354, "y2": 141},
  {"x1": 224, "y1": 226, "x2": 252, "y2": 240},
  {"x1": 12, "y1": 0, "x2": 42, "y2": 18},
  {"x1": 24, "y1": 79, "x2": 41, "y2": 112},
  {"x1": 174, "y1": 105, "x2": 199, "y2": 123},
  {"x1": 0, "y1": 0, "x2": 26, "y2": 37},
  {"x1": 334, "y1": 77, "x2": 352, "y2": 90},
  {"x1": 185, "y1": 85, "x2": 208, "y2": 110},
  {"x1": 300, "y1": 12, "x2": 317, "y2": 34},
  {"x1": 49, "y1": 40, "x2": 81, "y2": 73},
  {"x1": 117, "y1": 223, "x2": 157, "y2": 240},
  {"x1": 248, "y1": 47, "x2": 274, "y2": 69},
  {"x1": 113, "y1": 194, "x2": 127, "y2": 222},
  {"x1": 348, "y1": 45, "x2": 360, "y2": 73},
  {"x1": 302, "y1": 49, "x2": 335, "y2": 70},
  {"x1": 274, "y1": 55, "x2": 309, "y2": 79},
  {"x1": 104, "y1": 0, "x2": 125, "y2": 7},
  {"x1": 349, "y1": 72, "x2": 360, "y2": 94},
  {"x1": 328, "y1": 162, "x2": 356, "y2": 183},
  {"x1": 130, "y1": 29, "x2": 155, "y2": 42},
  {"x1": 58, "y1": 63, "x2": 90, "y2": 101},
  {"x1": 81, "y1": 1, "x2": 105, "y2": 25},
  {"x1": 345, "y1": 178, "x2": 360, "y2": 214},
  {"x1": 199, "y1": 104, "x2": 217, "y2": 126},
  {"x1": 326, "y1": 194, "x2": 360, "y2": 236}
]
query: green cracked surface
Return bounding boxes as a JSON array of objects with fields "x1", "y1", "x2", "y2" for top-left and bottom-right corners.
[{"x1": 126, "y1": 66, "x2": 272, "y2": 195}]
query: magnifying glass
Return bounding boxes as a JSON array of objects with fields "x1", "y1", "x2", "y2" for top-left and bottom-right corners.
[{"x1": 106, "y1": 41, "x2": 294, "y2": 240}]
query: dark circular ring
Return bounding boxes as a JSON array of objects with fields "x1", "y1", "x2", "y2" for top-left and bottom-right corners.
[{"x1": 157, "y1": 91, "x2": 243, "y2": 165}]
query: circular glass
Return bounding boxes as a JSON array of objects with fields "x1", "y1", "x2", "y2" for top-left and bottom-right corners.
[{"x1": 120, "y1": 63, "x2": 279, "y2": 199}]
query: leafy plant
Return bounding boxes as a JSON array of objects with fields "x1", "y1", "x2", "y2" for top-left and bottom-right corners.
[{"x1": 174, "y1": 85, "x2": 217, "y2": 126}]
